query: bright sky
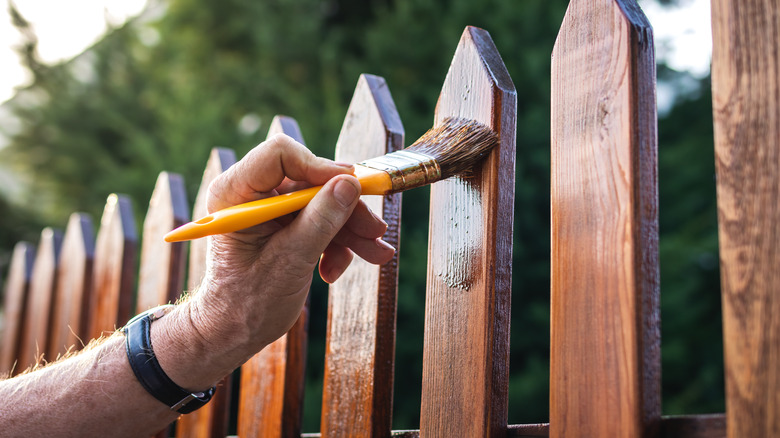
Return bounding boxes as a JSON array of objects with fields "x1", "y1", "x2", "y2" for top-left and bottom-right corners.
[
  {"x1": 0, "y1": 0, "x2": 147, "y2": 103},
  {"x1": 0, "y1": 0, "x2": 711, "y2": 105}
]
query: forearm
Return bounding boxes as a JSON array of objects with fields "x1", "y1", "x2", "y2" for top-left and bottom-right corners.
[
  {"x1": 0, "y1": 299, "x2": 249, "y2": 437},
  {"x1": 0, "y1": 334, "x2": 177, "y2": 437}
]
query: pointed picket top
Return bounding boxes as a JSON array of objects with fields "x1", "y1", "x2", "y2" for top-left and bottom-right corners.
[
  {"x1": 18, "y1": 228, "x2": 63, "y2": 371},
  {"x1": 320, "y1": 73, "x2": 404, "y2": 438},
  {"x1": 550, "y1": 1, "x2": 659, "y2": 437},
  {"x1": 88, "y1": 194, "x2": 137, "y2": 340},
  {"x1": 48, "y1": 213, "x2": 95, "y2": 358},
  {"x1": 421, "y1": 26, "x2": 516, "y2": 438},
  {"x1": 0, "y1": 242, "x2": 36, "y2": 375},
  {"x1": 136, "y1": 171, "x2": 189, "y2": 313},
  {"x1": 187, "y1": 148, "x2": 237, "y2": 291},
  {"x1": 175, "y1": 147, "x2": 236, "y2": 438},
  {"x1": 238, "y1": 115, "x2": 312, "y2": 438}
]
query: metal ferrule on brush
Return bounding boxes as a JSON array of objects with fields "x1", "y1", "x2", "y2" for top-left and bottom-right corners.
[{"x1": 359, "y1": 150, "x2": 441, "y2": 193}]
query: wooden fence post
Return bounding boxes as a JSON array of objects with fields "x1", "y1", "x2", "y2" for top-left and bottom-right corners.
[
  {"x1": 0, "y1": 242, "x2": 35, "y2": 375},
  {"x1": 550, "y1": 1, "x2": 660, "y2": 437},
  {"x1": 176, "y1": 147, "x2": 236, "y2": 438},
  {"x1": 420, "y1": 26, "x2": 516, "y2": 438},
  {"x1": 87, "y1": 194, "x2": 137, "y2": 339},
  {"x1": 238, "y1": 116, "x2": 312, "y2": 438},
  {"x1": 135, "y1": 171, "x2": 189, "y2": 313},
  {"x1": 17, "y1": 227, "x2": 63, "y2": 371},
  {"x1": 711, "y1": 1, "x2": 780, "y2": 436},
  {"x1": 320, "y1": 74, "x2": 404, "y2": 437},
  {"x1": 48, "y1": 213, "x2": 94, "y2": 358}
]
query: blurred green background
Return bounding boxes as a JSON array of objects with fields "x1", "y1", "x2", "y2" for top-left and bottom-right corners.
[{"x1": 0, "y1": 0, "x2": 722, "y2": 431}]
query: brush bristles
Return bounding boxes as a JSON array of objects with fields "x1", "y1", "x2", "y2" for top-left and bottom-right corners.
[{"x1": 406, "y1": 117, "x2": 498, "y2": 179}]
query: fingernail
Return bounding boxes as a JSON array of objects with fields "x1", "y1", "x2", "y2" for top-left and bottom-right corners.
[
  {"x1": 334, "y1": 178, "x2": 359, "y2": 208},
  {"x1": 375, "y1": 238, "x2": 396, "y2": 252},
  {"x1": 368, "y1": 207, "x2": 388, "y2": 228},
  {"x1": 334, "y1": 161, "x2": 354, "y2": 169}
]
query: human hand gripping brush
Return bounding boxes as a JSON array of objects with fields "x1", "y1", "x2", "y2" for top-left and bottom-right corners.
[{"x1": 164, "y1": 117, "x2": 498, "y2": 242}]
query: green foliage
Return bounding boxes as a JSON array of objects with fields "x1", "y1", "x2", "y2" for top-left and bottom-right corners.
[{"x1": 0, "y1": 0, "x2": 723, "y2": 431}]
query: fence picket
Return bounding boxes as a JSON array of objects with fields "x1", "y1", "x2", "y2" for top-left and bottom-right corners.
[
  {"x1": 47, "y1": 213, "x2": 95, "y2": 358},
  {"x1": 237, "y1": 116, "x2": 311, "y2": 438},
  {"x1": 420, "y1": 26, "x2": 516, "y2": 437},
  {"x1": 176, "y1": 147, "x2": 236, "y2": 438},
  {"x1": 135, "y1": 171, "x2": 189, "y2": 312},
  {"x1": 87, "y1": 194, "x2": 137, "y2": 339},
  {"x1": 711, "y1": 0, "x2": 780, "y2": 436},
  {"x1": 17, "y1": 228, "x2": 63, "y2": 371},
  {"x1": 320, "y1": 74, "x2": 404, "y2": 437},
  {"x1": 550, "y1": 1, "x2": 660, "y2": 437},
  {"x1": 0, "y1": 242, "x2": 36, "y2": 375}
]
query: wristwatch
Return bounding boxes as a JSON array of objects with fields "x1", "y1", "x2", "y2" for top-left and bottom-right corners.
[{"x1": 123, "y1": 304, "x2": 216, "y2": 414}]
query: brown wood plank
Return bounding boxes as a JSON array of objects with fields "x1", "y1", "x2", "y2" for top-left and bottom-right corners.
[
  {"x1": 0, "y1": 242, "x2": 36, "y2": 375},
  {"x1": 237, "y1": 116, "x2": 312, "y2": 438},
  {"x1": 176, "y1": 147, "x2": 236, "y2": 438},
  {"x1": 87, "y1": 194, "x2": 137, "y2": 340},
  {"x1": 48, "y1": 213, "x2": 95, "y2": 359},
  {"x1": 320, "y1": 74, "x2": 404, "y2": 437},
  {"x1": 711, "y1": 1, "x2": 780, "y2": 436},
  {"x1": 550, "y1": 1, "x2": 660, "y2": 437},
  {"x1": 17, "y1": 228, "x2": 63, "y2": 371},
  {"x1": 420, "y1": 26, "x2": 516, "y2": 437},
  {"x1": 135, "y1": 171, "x2": 189, "y2": 313}
]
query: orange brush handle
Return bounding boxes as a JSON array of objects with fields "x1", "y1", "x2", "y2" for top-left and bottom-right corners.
[{"x1": 164, "y1": 166, "x2": 391, "y2": 242}]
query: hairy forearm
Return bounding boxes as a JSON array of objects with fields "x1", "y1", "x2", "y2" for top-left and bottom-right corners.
[
  {"x1": 0, "y1": 299, "x2": 245, "y2": 437},
  {"x1": 0, "y1": 334, "x2": 178, "y2": 437}
]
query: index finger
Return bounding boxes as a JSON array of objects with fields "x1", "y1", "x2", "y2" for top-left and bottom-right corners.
[{"x1": 208, "y1": 133, "x2": 354, "y2": 212}]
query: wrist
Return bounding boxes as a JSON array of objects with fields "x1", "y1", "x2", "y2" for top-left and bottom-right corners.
[
  {"x1": 124, "y1": 306, "x2": 215, "y2": 414},
  {"x1": 148, "y1": 302, "x2": 245, "y2": 393}
]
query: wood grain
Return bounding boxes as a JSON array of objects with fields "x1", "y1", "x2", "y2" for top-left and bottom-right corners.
[
  {"x1": 420, "y1": 26, "x2": 516, "y2": 438},
  {"x1": 17, "y1": 228, "x2": 63, "y2": 371},
  {"x1": 238, "y1": 116, "x2": 312, "y2": 438},
  {"x1": 87, "y1": 194, "x2": 137, "y2": 339},
  {"x1": 711, "y1": 1, "x2": 780, "y2": 436},
  {"x1": 0, "y1": 242, "x2": 36, "y2": 375},
  {"x1": 135, "y1": 171, "x2": 189, "y2": 313},
  {"x1": 176, "y1": 147, "x2": 236, "y2": 438},
  {"x1": 48, "y1": 213, "x2": 95, "y2": 358},
  {"x1": 320, "y1": 74, "x2": 404, "y2": 437},
  {"x1": 550, "y1": 1, "x2": 660, "y2": 437}
]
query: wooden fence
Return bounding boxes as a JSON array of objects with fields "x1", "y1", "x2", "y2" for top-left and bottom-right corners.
[{"x1": 1, "y1": 0, "x2": 779, "y2": 437}]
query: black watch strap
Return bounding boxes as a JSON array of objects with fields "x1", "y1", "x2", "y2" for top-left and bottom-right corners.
[{"x1": 123, "y1": 305, "x2": 216, "y2": 414}]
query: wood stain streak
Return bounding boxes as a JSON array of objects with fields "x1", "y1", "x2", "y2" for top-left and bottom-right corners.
[
  {"x1": 176, "y1": 147, "x2": 236, "y2": 438},
  {"x1": 87, "y1": 194, "x2": 137, "y2": 339},
  {"x1": 711, "y1": 0, "x2": 780, "y2": 436},
  {"x1": 550, "y1": 1, "x2": 660, "y2": 437},
  {"x1": 48, "y1": 213, "x2": 94, "y2": 358},
  {"x1": 136, "y1": 172, "x2": 189, "y2": 313},
  {"x1": 18, "y1": 227, "x2": 63, "y2": 370},
  {"x1": 421, "y1": 26, "x2": 516, "y2": 438},
  {"x1": 238, "y1": 116, "x2": 310, "y2": 438},
  {"x1": 320, "y1": 73, "x2": 403, "y2": 438},
  {"x1": 0, "y1": 242, "x2": 36, "y2": 375}
]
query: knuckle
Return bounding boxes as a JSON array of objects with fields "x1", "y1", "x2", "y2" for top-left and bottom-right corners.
[{"x1": 309, "y1": 205, "x2": 341, "y2": 238}]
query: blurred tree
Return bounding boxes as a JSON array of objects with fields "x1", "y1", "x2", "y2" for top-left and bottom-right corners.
[{"x1": 0, "y1": 0, "x2": 723, "y2": 432}]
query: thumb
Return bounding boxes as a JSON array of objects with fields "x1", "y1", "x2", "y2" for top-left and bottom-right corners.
[{"x1": 274, "y1": 174, "x2": 361, "y2": 265}]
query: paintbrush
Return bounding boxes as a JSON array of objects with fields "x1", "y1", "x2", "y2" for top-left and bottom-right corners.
[{"x1": 164, "y1": 117, "x2": 497, "y2": 242}]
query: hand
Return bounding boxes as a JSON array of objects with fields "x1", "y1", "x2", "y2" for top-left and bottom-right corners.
[{"x1": 155, "y1": 134, "x2": 394, "y2": 389}]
